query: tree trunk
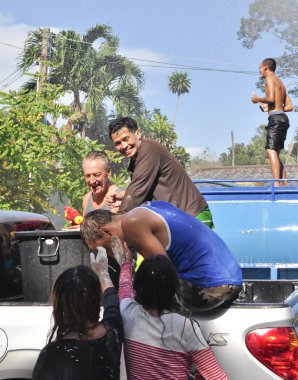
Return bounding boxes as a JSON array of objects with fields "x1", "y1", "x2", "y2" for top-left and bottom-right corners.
[{"x1": 173, "y1": 95, "x2": 180, "y2": 125}]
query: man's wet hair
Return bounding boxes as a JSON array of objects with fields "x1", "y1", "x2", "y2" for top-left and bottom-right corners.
[
  {"x1": 262, "y1": 58, "x2": 276, "y2": 72},
  {"x1": 108, "y1": 116, "x2": 139, "y2": 138},
  {"x1": 134, "y1": 255, "x2": 180, "y2": 316},
  {"x1": 49, "y1": 265, "x2": 101, "y2": 341},
  {"x1": 82, "y1": 150, "x2": 111, "y2": 172},
  {"x1": 81, "y1": 209, "x2": 113, "y2": 247}
]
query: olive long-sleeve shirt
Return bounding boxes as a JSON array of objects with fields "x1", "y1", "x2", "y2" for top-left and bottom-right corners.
[{"x1": 119, "y1": 139, "x2": 208, "y2": 215}]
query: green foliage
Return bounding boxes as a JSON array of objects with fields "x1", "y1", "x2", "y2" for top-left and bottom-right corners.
[
  {"x1": 0, "y1": 84, "x2": 121, "y2": 213},
  {"x1": 187, "y1": 148, "x2": 219, "y2": 173},
  {"x1": 109, "y1": 172, "x2": 128, "y2": 188},
  {"x1": 135, "y1": 110, "x2": 190, "y2": 167},
  {"x1": 219, "y1": 125, "x2": 268, "y2": 166},
  {"x1": 111, "y1": 80, "x2": 145, "y2": 117},
  {"x1": 288, "y1": 128, "x2": 298, "y2": 162},
  {"x1": 238, "y1": 0, "x2": 298, "y2": 96},
  {"x1": 168, "y1": 71, "x2": 191, "y2": 96}
]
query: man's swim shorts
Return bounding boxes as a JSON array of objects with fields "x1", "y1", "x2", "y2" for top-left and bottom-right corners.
[{"x1": 265, "y1": 113, "x2": 289, "y2": 152}]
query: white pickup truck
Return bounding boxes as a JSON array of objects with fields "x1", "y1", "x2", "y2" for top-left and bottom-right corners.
[{"x1": 1, "y1": 193, "x2": 298, "y2": 380}]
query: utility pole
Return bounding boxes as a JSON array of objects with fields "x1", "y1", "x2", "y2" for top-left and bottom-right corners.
[
  {"x1": 36, "y1": 28, "x2": 50, "y2": 93},
  {"x1": 231, "y1": 131, "x2": 235, "y2": 166}
]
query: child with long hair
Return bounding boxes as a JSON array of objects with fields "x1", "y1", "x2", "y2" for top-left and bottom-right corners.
[
  {"x1": 32, "y1": 249, "x2": 123, "y2": 380},
  {"x1": 111, "y1": 236, "x2": 229, "y2": 380}
]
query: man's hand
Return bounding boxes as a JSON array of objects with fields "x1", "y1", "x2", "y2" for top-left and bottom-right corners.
[
  {"x1": 106, "y1": 191, "x2": 125, "y2": 210},
  {"x1": 90, "y1": 246, "x2": 113, "y2": 290},
  {"x1": 111, "y1": 235, "x2": 132, "y2": 266},
  {"x1": 251, "y1": 95, "x2": 259, "y2": 104}
]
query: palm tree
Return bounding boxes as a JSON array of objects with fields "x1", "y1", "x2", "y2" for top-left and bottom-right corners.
[
  {"x1": 18, "y1": 25, "x2": 144, "y2": 137},
  {"x1": 168, "y1": 70, "x2": 191, "y2": 124},
  {"x1": 135, "y1": 110, "x2": 191, "y2": 167}
]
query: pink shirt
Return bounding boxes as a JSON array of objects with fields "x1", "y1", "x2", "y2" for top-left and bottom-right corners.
[{"x1": 118, "y1": 262, "x2": 229, "y2": 380}]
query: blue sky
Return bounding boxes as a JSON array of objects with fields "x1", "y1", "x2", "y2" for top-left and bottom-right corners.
[{"x1": 1, "y1": 0, "x2": 297, "y2": 157}]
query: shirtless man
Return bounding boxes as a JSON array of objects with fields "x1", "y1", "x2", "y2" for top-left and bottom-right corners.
[
  {"x1": 82, "y1": 151, "x2": 120, "y2": 215},
  {"x1": 81, "y1": 201, "x2": 242, "y2": 312},
  {"x1": 251, "y1": 58, "x2": 293, "y2": 186}
]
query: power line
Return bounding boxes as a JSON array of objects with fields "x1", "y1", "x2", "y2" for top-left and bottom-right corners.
[
  {"x1": 0, "y1": 41, "x2": 23, "y2": 50},
  {"x1": 0, "y1": 72, "x2": 24, "y2": 91},
  {"x1": 0, "y1": 34, "x2": 297, "y2": 76},
  {"x1": 0, "y1": 65, "x2": 34, "y2": 91},
  {"x1": 0, "y1": 35, "x2": 297, "y2": 81},
  {"x1": 128, "y1": 58, "x2": 258, "y2": 75},
  {"x1": 44, "y1": 35, "x2": 298, "y2": 77},
  {"x1": 0, "y1": 68, "x2": 23, "y2": 85},
  {"x1": 55, "y1": 35, "x2": 298, "y2": 73},
  {"x1": 56, "y1": 35, "x2": 260, "y2": 69}
]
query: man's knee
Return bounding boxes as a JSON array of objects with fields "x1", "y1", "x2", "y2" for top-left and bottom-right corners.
[{"x1": 266, "y1": 148, "x2": 279, "y2": 159}]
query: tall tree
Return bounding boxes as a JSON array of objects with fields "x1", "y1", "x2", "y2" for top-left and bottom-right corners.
[
  {"x1": 18, "y1": 25, "x2": 144, "y2": 136},
  {"x1": 238, "y1": 0, "x2": 298, "y2": 95},
  {"x1": 135, "y1": 110, "x2": 190, "y2": 167},
  {"x1": 168, "y1": 71, "x2": 191, "y2": 123}
]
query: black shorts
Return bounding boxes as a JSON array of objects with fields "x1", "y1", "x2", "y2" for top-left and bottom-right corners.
[
  {"x1": 265, "y1": 113, "x2": 289, "y2": 152},
  {"x1": 179, "y1": 279, "x2": 242, "y2": 313}
]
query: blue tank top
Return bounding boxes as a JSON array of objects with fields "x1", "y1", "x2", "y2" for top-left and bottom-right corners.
[{"x1": 140, "y1": 201, "x2": 242, "y2": 287}]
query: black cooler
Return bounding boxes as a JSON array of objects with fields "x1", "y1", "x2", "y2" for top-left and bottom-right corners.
[
  {"x1": 16, "y1": 230, "x2": 90, "y2": 302},
  {"x1": 16, "y1": 230, "x2": 120, "y2": 303}
]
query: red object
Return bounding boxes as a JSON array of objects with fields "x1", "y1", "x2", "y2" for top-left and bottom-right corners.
[
  {"x1": 246, "y1": 327, "x2": 298, "y2": 379},
  {"x1": 64, "y1": 206, "x2": 84, "y2": 225}
]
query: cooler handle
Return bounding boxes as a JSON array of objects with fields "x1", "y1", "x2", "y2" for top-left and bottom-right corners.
[{"x1": 37, "y1": 237, "x2": 60, "y2": 257}]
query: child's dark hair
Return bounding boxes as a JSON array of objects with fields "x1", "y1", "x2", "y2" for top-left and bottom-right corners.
[
  {"x1": 134, "y1": 255, "x2": 180, "y2": 315},
  {"x1": 49, "y1": 265, "x2": 101, "y2": 341},
  {"x1": 134, "y1": 255, "x2": 206, "y2": 350}
]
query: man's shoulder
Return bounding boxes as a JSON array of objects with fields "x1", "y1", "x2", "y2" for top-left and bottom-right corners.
[
  {"x1": 122, "y1": 206, "x2": 156, "y2": 226},
  {"x1": 140, "y1": 139, "x2": 163, "y2": 151},
  {"x1": 82, "y1": 191, "x2": 91, "y2": 206},
  {"x1": 123, "y1": 206, "x2": 149, "y2": 220},
  {"x1": 83, "y1": 191, "x2": 91, "y2": 200},
  {"x1": 267, "y1": 72, "x2": 281, "y2": 84},
  {"x1": 135, "y1": 139, "x2": 165, "y2": 162},
  {"x1": 138, "y1": 139, "x2": 170, "y2": 160}
]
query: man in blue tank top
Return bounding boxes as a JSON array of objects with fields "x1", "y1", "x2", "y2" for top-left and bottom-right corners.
[{"x1": 81, "y1": 201, "x2": 243, "y2": 312}]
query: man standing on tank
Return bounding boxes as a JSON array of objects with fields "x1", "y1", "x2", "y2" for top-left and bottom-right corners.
[
  {"x1": 251, "y1": 58, "x2": 293, "y2": 186},
  {"x1": 106, "y1": 116, "x2": 214, "y2": 228}
]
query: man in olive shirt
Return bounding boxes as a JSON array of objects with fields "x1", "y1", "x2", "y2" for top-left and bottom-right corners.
[{"x1": 107, "y1": 116, "x2": 213, "y2": 227}]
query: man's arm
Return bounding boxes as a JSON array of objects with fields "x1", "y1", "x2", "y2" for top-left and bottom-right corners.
[
  {"x1": 284, "y1": 93, "x2": 293, "y2": 112},
  {"x1": 122, "y1": 210, "x2": 167, "y2": 258},
  {"x1": 251, "y1": 77, "x2": 275, "y2": 105},
  {"x1": 119, "y1": 144, "x2": 161, "y2": 213}
]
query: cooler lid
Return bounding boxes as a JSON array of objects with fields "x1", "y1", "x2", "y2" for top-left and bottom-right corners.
[{"x1": 16, "y1": 230, "x2": 82, "y2": 238}]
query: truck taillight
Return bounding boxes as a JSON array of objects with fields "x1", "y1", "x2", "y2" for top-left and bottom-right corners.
[{"x1": 246, "y1": 327, "x2": 298, "y2": 379}]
